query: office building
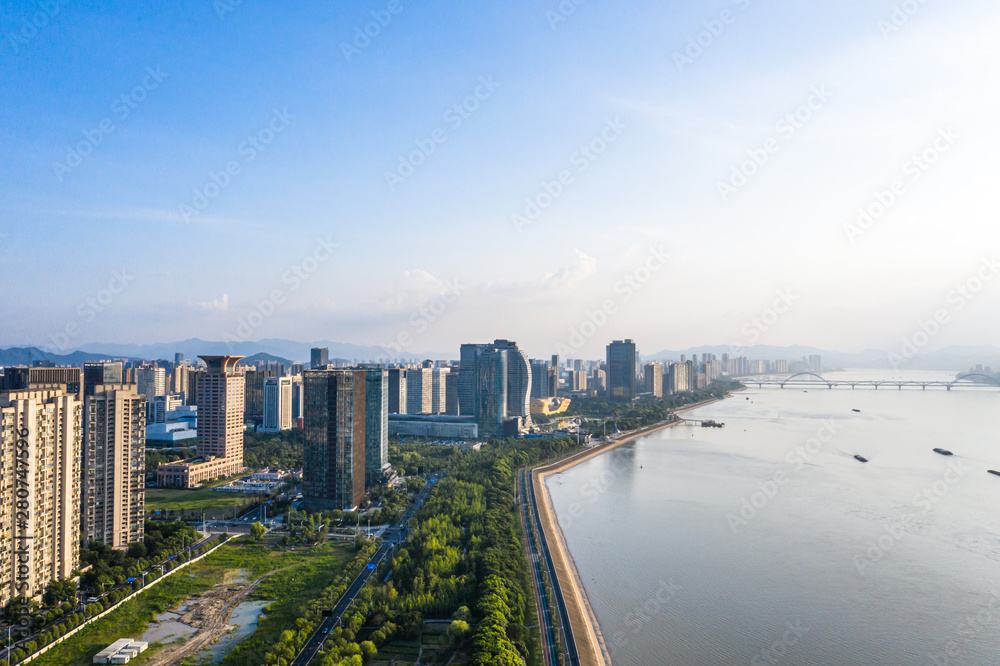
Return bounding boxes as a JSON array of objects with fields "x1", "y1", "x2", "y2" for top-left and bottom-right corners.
[
  {"x1": 84, "y1": 362, "x2": 123, "y2": 398},
  {"x1": 458, "y1": 344, "x2": 484, "y2": 416},
  {"x1": 1, "y1": 366, "x2": 83, "y2": 400},
  {"x1": 135, "y1": 367, "x2": 166, "y2": 402},
  {"x1": 82, "y1": 384, "x2": 145, "y2": 549},
  {"x1": 290, "y1": 375, "x2": 304, "y2": 421},
  {"x1": 644, "y1": 363, "x2": 663, "y2": 397},
  {"x1": 387, "y1": 368, "x2": 407, "y2": 414},
  {"x1": 156, "y1": 356, "x2": 245, "y2": 488},
  {"x1": 431, "y1": 367, "x2": 449, "y2": 414},
  {"x1": 458, "y1": 340, "x2": 532, "y2": 434},
  {"x1": 550, "y1": 354, "x2": 560, "y2": 397},
  {"x1": 364, "y1": 368, "x2": 390, "y2": 486},
  {"x1": 589, "y1": 368, "x2": 606, "y2": 393},
  {"x1": 244, "y1": 369, "x2": 276, "y2": 420},
  {"x1": 169, "y1": 364, "x2": 189, "y2": 401},
  {"x1": 185, "y1": 368, "x2": 203, "y2": 406},
  {"x1": 310, "y1": 347, "x2": 329, "y2": 369},
  {"x1": 152, "y1": 393, "x2": 184, "y2": 424},
  {"x1": 388, "y1": 414, "x2": 478, "y2": 439},
  {"x1": 262, "y1": 376, "x2": 293, "y2": 432},
  {"x1": 530, "y1": 360, "x2": 551, "y2": 399},
  {"x1": 607, "y1": 340, "x2": 638, "y2": 401},
  {"x1": 406, "y1": 367, "x2": 433, "y2": 414},
  {"x1": 475, "y1": 348, "x2": 508, "y2": 438},
  {"x1": 302, "y1": 368, "x2": 366, "y2": 511},
  {"x1": 0, "y1": 387, "x2": 81, "y2": 605},
  {"x1": 445, "y1": 370, "x2": 460, "y2": 415}
]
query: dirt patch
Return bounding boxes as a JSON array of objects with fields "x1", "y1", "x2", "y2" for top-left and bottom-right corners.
[{"x1": 143, "y1": 565, "x2": 293, "y2": 665}]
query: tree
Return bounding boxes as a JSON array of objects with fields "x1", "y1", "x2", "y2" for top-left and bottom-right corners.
[
  {"x1": 250, "y1": 521, "x2": 267, "y2": 541},
  {"x1": 43, "y1": 579, "x2": 77, "y2": 606},
  {"x1": 359, "y1": 641, "x2": 377, "y2": 661},
  {"x1": 452, "y1": 605, "x2": 472, "y2": 623},
  {"x1": 446, "y1": 619, "x2": 469, "y2": 645}
]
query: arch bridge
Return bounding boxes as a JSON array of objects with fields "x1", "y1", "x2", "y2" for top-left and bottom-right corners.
[{"x1": 741, "y1": 372, "x2": 1000, "y2": 390}]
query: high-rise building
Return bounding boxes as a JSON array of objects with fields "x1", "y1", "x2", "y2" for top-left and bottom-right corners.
[
  {"x1": 0, "y1": 388, "x2": 81, "y2": 605},
  {"x1": 406, "y1": 367, "x2": 433, "y2": 414},
  {"x1": 186, "y1": 368, "x2": 203, "y2": 407},
  {"x1": 310, "y1": 347, "x2": 329, "y2": 369},
  {"x1": 244, "y1": 369, "x2": 276, "y2": 420},
  {"x1": 156, "y1": 356, "x2": 245, "y2": 488},
  {"x1": 135, "y1": 367, "x2": 166, "y2": 401},
  {"x1": 475, "y1": 348, "x2": 507, "y2": 438},
  {"x1": 498, "y1": 341, "x2": 532, "y2": 427},
  {"x1": 262, "y1": 376, "x2": 293, "y2": 432},
  {"x1": 82, "y1": 384, "x2": 145, "y2": 549},
  {"x1": 445, "y1": 370, "x2": 460, "y2": 415},
  {"x1": 387, "y1": 368, "x2": 407, "y2": 414},
  {"x1": 530, "y1": 360, "x2": 550, "y2": 399},
  {"x1": 303, "y1": 369, "x2": 366, "y2": 511},
  {"x1": 589, "y1": 368, "x2": 606, "y2": 393},
  {"x1": 643, "y1": 363, "x2": 663, "y2": 397},
  {"x1": 1, "y1": 366, "x2": 83, "y2": 400},
  {"x1": 458, "y1": 344, "x2": 485, "y2": 416},
  {"x1": 290, "y1": 375, "x2": 304, "y2": 421},
  {"x1": 459, "y1": 340, "x2": 532, "y2": 431},
  {"x1": 364, "y1": 369, "x2": 389, "y2": 487},
  {"x1": 550, "y1": 354, "x2": 560, "y2": 398},
  {"x1": 84, "y1": 362, "x2": 123, "y2": 398},
  {"x1": 170, "y1": 364, "x2": 189, "y2": 401},
  {"x1": 174, "y1": 352, "x2": 185, "y2": 366},
  {"x1": 607, "y1": 340, "x2": 637, "y2": 401},
  {"x1": 431, "y1": 367, "x2": 449, "y2": 414}
]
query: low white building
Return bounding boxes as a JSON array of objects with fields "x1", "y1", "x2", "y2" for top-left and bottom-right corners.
[{"x1": 94, "y1": 639, "x2": 147, "y2": 664}]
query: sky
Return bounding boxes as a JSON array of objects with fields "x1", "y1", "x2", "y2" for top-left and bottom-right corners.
[{"x1": 1, "y1": 0, "x2": 999, "y2": 360}]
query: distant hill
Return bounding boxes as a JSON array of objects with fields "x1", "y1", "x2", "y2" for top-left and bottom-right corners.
[
  {"x1": 9, "y1": 339, "x2": 998, "y2": 373},
  {"x1": 47, "y1": 338, "x2": 453, "y2": 364},
  {"x1": 236, "y1": 352, "x2": 294, "y2": 366},
  {"x1": 0, "y1": 346, "x2": 139, "y2": 367}
]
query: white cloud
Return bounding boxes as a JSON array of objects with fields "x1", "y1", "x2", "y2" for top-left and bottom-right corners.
[{"x1": 190, "y1": 293, "x2": 229, "y2": 312}]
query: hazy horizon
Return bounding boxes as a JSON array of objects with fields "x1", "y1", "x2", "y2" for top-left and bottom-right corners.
[{"x1": 3, "y1": 1, "x2": 999, "y2": 359}]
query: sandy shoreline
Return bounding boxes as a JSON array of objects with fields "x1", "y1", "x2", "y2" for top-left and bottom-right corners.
[{"x1": 530, "y1": 394, "x2": 734, "y2": 666}]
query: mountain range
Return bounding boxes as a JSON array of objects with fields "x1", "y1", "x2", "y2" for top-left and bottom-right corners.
[{"x1": 2, "y1": 339, "x2": 998, "y2": 373}]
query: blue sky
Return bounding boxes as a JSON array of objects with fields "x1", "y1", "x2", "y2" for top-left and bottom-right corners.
[{"x1": 2, "y1": 0, "x2": 999, "y2": 359}]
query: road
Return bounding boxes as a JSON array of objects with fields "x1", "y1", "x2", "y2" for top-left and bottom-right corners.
[
  {"x1": 291, "y1": 476, "x2": 439, "y2": 666},
  {"x1": 520, "y1": 470, "x2": 559, "y2": 666},
  {"x1": 523, "y1": 468, "x2": 581, "y2": 666}
]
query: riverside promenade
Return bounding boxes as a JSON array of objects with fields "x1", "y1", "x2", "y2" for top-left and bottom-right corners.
[{"x1": 529, "y1": 394, "x2": 734, "y2": 666}]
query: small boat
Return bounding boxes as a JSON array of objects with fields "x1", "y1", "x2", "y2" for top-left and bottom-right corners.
[
  {"x1": 852, "y1": 409, "x2": 861, "y2": 413},
  {"x1": 854, "y1": 455, "x2": 869, "y2": 463},
  {"x1": 932, "y1": 448, "x2": 953, "y2": 456},
  {"x1": 988, "y1": 470, "x2": 1000, "y2": 477}
]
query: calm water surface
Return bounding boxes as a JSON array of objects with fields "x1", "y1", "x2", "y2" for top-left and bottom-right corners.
[{"x1": 546, "y1": 370, "x2": 1000, "y2": 665}]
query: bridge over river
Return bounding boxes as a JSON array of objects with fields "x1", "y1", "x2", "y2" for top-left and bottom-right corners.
[{"x1": 740, "y1": 372, "x2": 1000, "y2": 390}]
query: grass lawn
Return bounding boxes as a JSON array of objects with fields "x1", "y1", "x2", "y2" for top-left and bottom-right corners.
[
  {"x1": 145, "y1": 474, "x2": 261, "y2": 515},
  {"x1": 145, "y1": 487, "x2": 251, "y2": 515},
  {"x1": 30, "y1": 538, "x2": 354, "y2": 666}
]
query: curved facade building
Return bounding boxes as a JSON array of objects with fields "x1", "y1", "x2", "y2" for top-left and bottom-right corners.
[
  {"x1": 496, "y1": 340, "x2": 532, "y2": 427},
  {"x1": 459, "y1": 339, "x2": 533, "y2": 434}
]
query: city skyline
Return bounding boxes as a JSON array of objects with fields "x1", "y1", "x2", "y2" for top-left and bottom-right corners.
[{"x1": 2, "y1": 1, "x2": 999, "y2": 358}]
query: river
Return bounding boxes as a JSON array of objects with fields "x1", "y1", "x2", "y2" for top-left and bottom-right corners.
[{"x1": 545, "y1": 370, "x2": 1000, "y2": 665}]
